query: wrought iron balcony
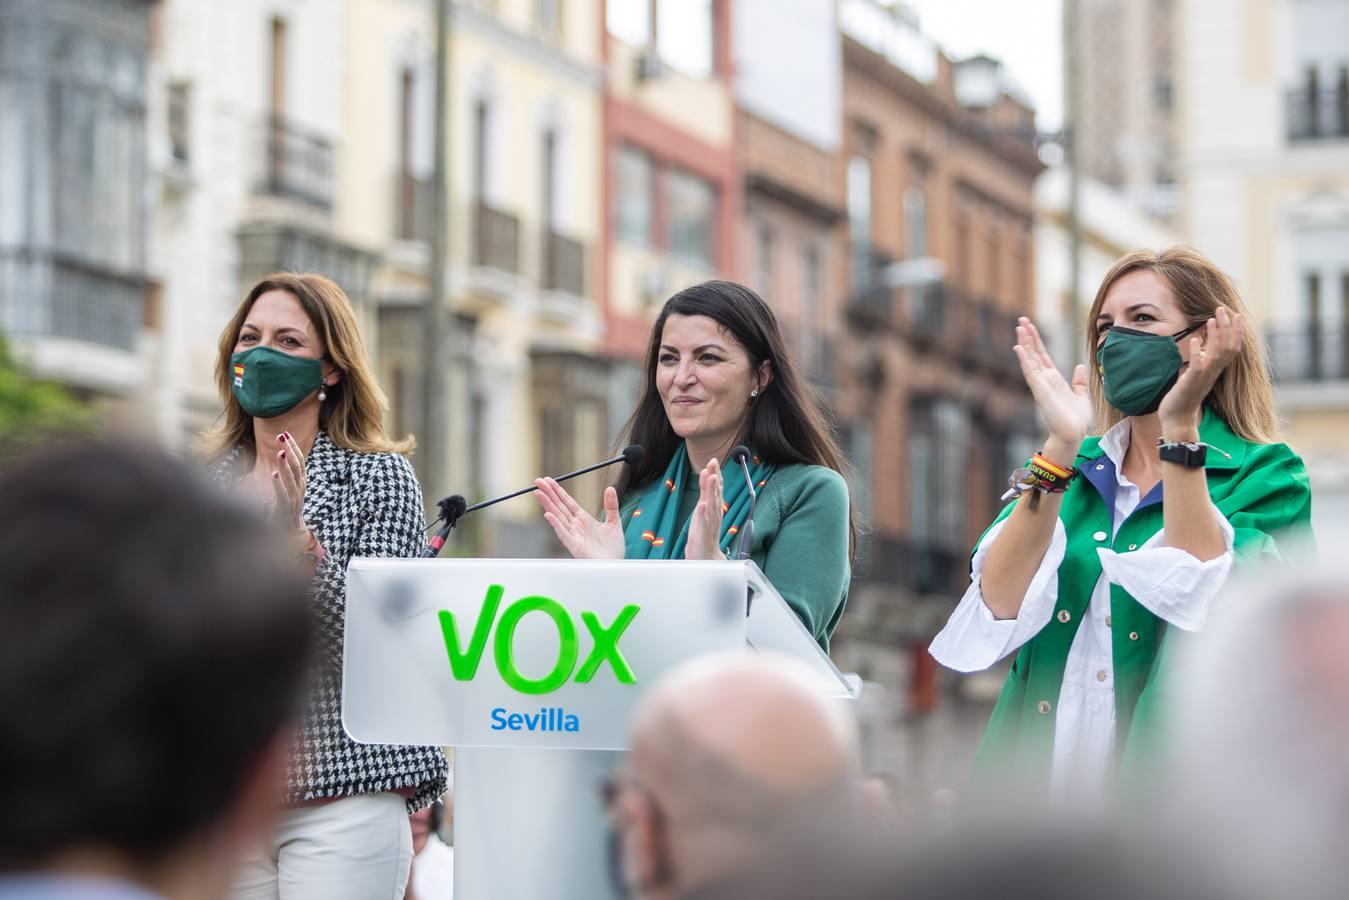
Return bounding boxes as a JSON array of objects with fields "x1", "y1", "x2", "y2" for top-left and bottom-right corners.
[
  {"x1": 541, "y1": 229, "x2": 585, "y2": 295},
  {"x1": 257, "y1": 116, "x2": 335, "y2": 210},
  {"x1": 858, "y1": 534, "x2": 969, "y2": 597},
  {"x1": 1286, "y1": 86, "x2": 1349, "y2": 142},
  {"x1": 0, "y1": 251, "x2": 144, "y2": 352},
  {"x1": 473, "y1": 201, "x2": 521, "y2": 274},
  {"x1": 1267, "y1": 324, "x2": 1349, "y2": 382}
]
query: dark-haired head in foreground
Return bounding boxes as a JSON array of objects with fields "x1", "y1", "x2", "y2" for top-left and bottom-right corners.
[{"x1": 0, "y1": 440, "x2": 313, "y2": 898}]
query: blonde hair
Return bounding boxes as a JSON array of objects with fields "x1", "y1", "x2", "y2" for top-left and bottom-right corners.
[
  {"x1": 200, "y1": 272, "x2": 414, "y2": 461},
  {"x1": 1085, "y1": 246, "x2": 1278, "y2": 443}
]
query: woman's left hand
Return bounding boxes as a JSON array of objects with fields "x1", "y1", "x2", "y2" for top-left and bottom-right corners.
[
  {"x1": 685, "y1": 458, "x2": 726, "y2": 560},
  {"x1": 271, "y1": 431, "x2": 312, "y2": 542},
  {"x1": 1158, "y1": 307, "x2": 1244, "y2": 434}
]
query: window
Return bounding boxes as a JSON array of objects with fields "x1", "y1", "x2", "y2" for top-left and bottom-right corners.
[
  {"x1": 803, "y1": 242, "x2": 822, "y2": 367},
  {"x1": 607, "y1": 0, "x2": 651, "y2": 45},
  {"x1": 756, "y1": 224, "x2": 774, "y2": 294},
  {"x1": 665, "y1": 167, "x2": 716, "y2": 267},
  {"x1": 909, "y1": 398, "x2": 968, "y2": 551},
  {"x1": 269, "y1": 17, "x2": 287, "y2": 117},
  {"x1": 542, "y1": 127, "x2": 559, "y2": 230},
  {"x1": 536, "y1": 0, "x2": 564, "y2": 37},
  {"x1": 847, "y1": 155, "x2": 872, "y2": 286},
  {"x1": 903, "y1": 185, "x2": 926, "y2": 259},
  {"x1": 167, "y1": 81, "x2": 190, "y2": 163},
  {"x1": 657, "y1": 0, "x2": 713, "y2": 77},
  {"x1": 615, "y1": 146, "x2": 652, "y2": 244}
]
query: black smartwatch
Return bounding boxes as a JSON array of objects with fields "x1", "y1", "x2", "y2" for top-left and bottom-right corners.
[{"x1": 1158, "y1": 440, "x2": 1207, "y2": 468}]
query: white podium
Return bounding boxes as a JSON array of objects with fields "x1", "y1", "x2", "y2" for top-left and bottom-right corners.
[{"x1": 343, "y1": 559, "x2": 859, "y2": 899}]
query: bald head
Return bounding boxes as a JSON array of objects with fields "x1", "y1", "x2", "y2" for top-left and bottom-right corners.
[{"x1": 631, "y1": 652, "x2": 860, "y2": 809}]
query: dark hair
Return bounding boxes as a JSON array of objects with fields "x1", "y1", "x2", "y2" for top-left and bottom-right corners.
[
  {"x1": 0, "y1": 440, "x2": 313, "y2": 870},
  {"x1": 619, "y1": 281, "x2": 856, "y2": 558}
]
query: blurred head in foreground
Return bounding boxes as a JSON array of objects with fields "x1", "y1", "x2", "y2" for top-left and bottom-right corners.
[
  {"x1": 0, "y1": 440, "x2": 312, "y2": 899},
  {"x1": 603, "y1": 652, "x2": 862, "y2": 900},
  {"x1": 1154, "y1": 538, "x2": 1349, "y2": 899}
]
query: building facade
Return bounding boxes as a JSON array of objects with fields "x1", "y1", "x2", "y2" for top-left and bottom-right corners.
[
  {"x1": 832, "y1": 0, "x2": 1044, "y2": 793},
  {"x1": 1073, "y1": 0, "x2": 1180, "y2": 222},
  {"x1": 1177, "y1": 0, "x2": 1349, "y2": 534},
  {"x1": 0, "y1": 0, "x2": 156, "y2": 423}
]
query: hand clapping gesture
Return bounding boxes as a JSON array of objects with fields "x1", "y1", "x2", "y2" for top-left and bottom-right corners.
[
  {"x1": 1158, "y1": 307, "x2": 1244, "y2": 433},
  {"x1": 1013, "y1": 317, "x2": 1092, "y2": 465},
  {"x1": 685, "y1": 457, "x2": 725, "y2": 560},
  {"x1": 535, "y1": 479, "x2": 626, "y2": 560}
]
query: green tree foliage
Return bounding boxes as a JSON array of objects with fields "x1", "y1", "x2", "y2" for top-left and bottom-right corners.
[{"x1": 0, "y1": 330, "x2": 93, "y2": 443}]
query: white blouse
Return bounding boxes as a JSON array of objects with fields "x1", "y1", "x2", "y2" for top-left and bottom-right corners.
[{"x1": 929, "y1": 419, "x2": 1235, "y2": 800}]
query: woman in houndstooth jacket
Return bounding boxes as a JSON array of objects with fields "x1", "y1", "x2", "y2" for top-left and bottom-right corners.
[{"x1": 202, "y1": 272, "x2": 448, "y2": 900}]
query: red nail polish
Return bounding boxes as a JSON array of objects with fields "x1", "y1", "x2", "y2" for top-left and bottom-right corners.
[
  {"x1": 279, "y1": 433, "x2": 287, "y2": 443},
  {"x1": 281, "y1": 451, "x2": 287, "y2": 459}
]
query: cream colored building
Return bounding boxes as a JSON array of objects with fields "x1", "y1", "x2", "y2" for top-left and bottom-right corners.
[
  {"x1": 1177, "y1": 0, "x2": 1349, "y2": 530},
  {"x1": 1034, "y1": 166, "x2": 1180, "y2": 367},
  {"x1": 343, "y1": 0, "x2": 607, "y2": 553}
]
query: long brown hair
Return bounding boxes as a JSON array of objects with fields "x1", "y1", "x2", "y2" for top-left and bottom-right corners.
[
  {"x1": 619, "y1": 280, "x2": 857, "y2": 559},
  {"x1": 1086, "y1": 247, "x2": 1278, "y2": 443},
  {"x1": 200, "y1": 273, "x2": 413, "y2": 461}
]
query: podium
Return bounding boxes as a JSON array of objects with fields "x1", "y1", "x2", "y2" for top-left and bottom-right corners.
[{"x1": 343, "y1": 558, "x2": 859, "y2": 899}]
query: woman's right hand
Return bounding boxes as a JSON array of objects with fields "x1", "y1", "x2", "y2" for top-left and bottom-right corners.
[
  {"x1": 1013, "y1": 317, "x2": 1091, "y2": 464},
  {"x1": 535, "y1": 478, "x2": 625, "y2": 560}
]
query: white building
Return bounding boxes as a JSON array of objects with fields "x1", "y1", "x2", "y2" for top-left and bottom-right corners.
[
  {"x1": 1177, "y1": 0, "x2": 1349, "y2": 532},
  {"x1": 1034, "y1": 165, "x2": 1180, "y2": 367}
]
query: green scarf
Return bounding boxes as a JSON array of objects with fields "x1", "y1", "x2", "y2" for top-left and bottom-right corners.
[{"x1": 623, "y1": 443, "x2": 775, "y2": 560}]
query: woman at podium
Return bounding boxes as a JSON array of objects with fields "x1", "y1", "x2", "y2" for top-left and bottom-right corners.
[
  {"x1": 535, "y1": 280, "x2": 855, "y2": 651},
  {"x1": 201, "y1": 273, "x2": 449, "y2": 899}
]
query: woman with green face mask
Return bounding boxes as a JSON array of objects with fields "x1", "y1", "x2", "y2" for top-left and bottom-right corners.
[
  {"x1": 929, "y1": 246, "x2": 1313, "y2": 803},
  {"x1": 200, "y1": 273, "x2": 448, "y2": 900}
]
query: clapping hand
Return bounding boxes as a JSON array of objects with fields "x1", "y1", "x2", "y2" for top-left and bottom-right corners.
[
  {"x1": 1013, "y1": 318, "x2": 1091, "y2": 466},
  {"x1": 535, "y1": 478, "x2": 626, "y2": 560},
  {"x1": 1158, "y1": 307, "x2": 1244, "y2": 434},
  {"x1": 685, "y1": 458, "x2": 725, "y2": 560}
]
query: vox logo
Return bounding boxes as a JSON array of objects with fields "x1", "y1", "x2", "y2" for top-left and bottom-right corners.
[{"x1": 438, "y1": 584, "x2": 640, "y2": 695}]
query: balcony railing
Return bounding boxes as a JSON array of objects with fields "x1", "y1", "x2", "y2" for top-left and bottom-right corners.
[
  {"x1": 0, "y1": 251, "x2": 144, "y2": 352},
  {"x1": 858, "y1": 534, "x2": 969, "y2": 597},
  {"x1": 541, "y1": 229, "x2": 585, "y2": 295},
  {"x1": 258, "y1": 116, "x2": 335, "y2": 210},
  {"x1": 473, "y1": 201, "x2": 521, "y2": 274},
  {"x1": 1287, "y1": 86, "x2": 1349, "y2": 142},
  {"x1": 1268, "y1": 325, "x2": 1349, "y2": 382},
  {"x1": 394, "y1": 173, "x2": 433, "y2": 242}
]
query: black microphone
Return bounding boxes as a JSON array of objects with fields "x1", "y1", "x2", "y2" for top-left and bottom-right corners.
[
  {"x1": 730, "y1": 445, "x2": 756, "y2": 560},
  {"x1": 422, "y1": 494, "x2": 467, "y2": 558},
  {"x1": 421, "y1": 445, "x2": 645, "y2": 558}
]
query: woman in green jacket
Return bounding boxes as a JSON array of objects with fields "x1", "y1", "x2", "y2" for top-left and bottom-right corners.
[
  {"x1": 930, "y1": 246, "x2": 1312, "y2": 799},
  {"x1": 534, "y1": 280, "x2": 855, "y2": 651}
]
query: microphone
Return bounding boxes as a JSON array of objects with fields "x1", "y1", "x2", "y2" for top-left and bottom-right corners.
[
  {"x1": 730, "y1": 445, "x2": 756, "y2": 560},
  {"x1": 422, "y1": 494, "x2": 467, "y2": 558},
  {"x1": 421, "y1": 445, "x2": 645, "y2": 558}
]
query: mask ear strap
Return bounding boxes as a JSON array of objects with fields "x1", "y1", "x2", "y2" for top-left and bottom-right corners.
[{"x1": 1174, "y1": 322, "x2": 1204, "y2": 341}]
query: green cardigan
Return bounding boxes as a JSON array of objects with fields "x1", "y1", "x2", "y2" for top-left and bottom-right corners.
[
  {"x1": 974, "y1": 409, "x2": 1312, "y2": 790},
  {"x1": 620, "y1": 462, "x2": 852, "y2": 651}
]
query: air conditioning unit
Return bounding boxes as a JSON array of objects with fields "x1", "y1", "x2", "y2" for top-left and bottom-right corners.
[{"x1": 635, "y1": 48, "x2": 663, "y2": 83}]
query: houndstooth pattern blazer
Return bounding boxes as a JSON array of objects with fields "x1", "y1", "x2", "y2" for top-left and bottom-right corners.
[{"x1": 211, "y1": 432, "x2": 448, "y2": 811}]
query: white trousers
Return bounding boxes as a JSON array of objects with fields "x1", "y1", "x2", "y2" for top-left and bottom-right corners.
[{"x1": 231, "y1": 792, "x2": 413, "y2": 900}]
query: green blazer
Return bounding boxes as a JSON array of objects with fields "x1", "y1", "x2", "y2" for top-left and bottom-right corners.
[
  {"x1": 974, "y1": 409, "x2": 1312, "y2": 790},
  {"x1": 620, "y1": 463, "x2": 852, "y2": 651}
]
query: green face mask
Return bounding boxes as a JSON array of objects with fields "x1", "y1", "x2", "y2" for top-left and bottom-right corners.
[
  {"x1": 230, "y1": 346, "x2": 325, "y2": 419},
  {"x1": 1095, "y1": 324, "x2": 1201, "y2": 416}
]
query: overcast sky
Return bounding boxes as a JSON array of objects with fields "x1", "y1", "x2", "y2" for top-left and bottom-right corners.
[{"x1": 905, "y1": 0, "x2": 1065, "y2": 133}]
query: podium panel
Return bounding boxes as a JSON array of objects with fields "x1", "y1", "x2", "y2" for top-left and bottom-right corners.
[{"x1": 343, "y1": 558, "x2": 859, "y2": 900}]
